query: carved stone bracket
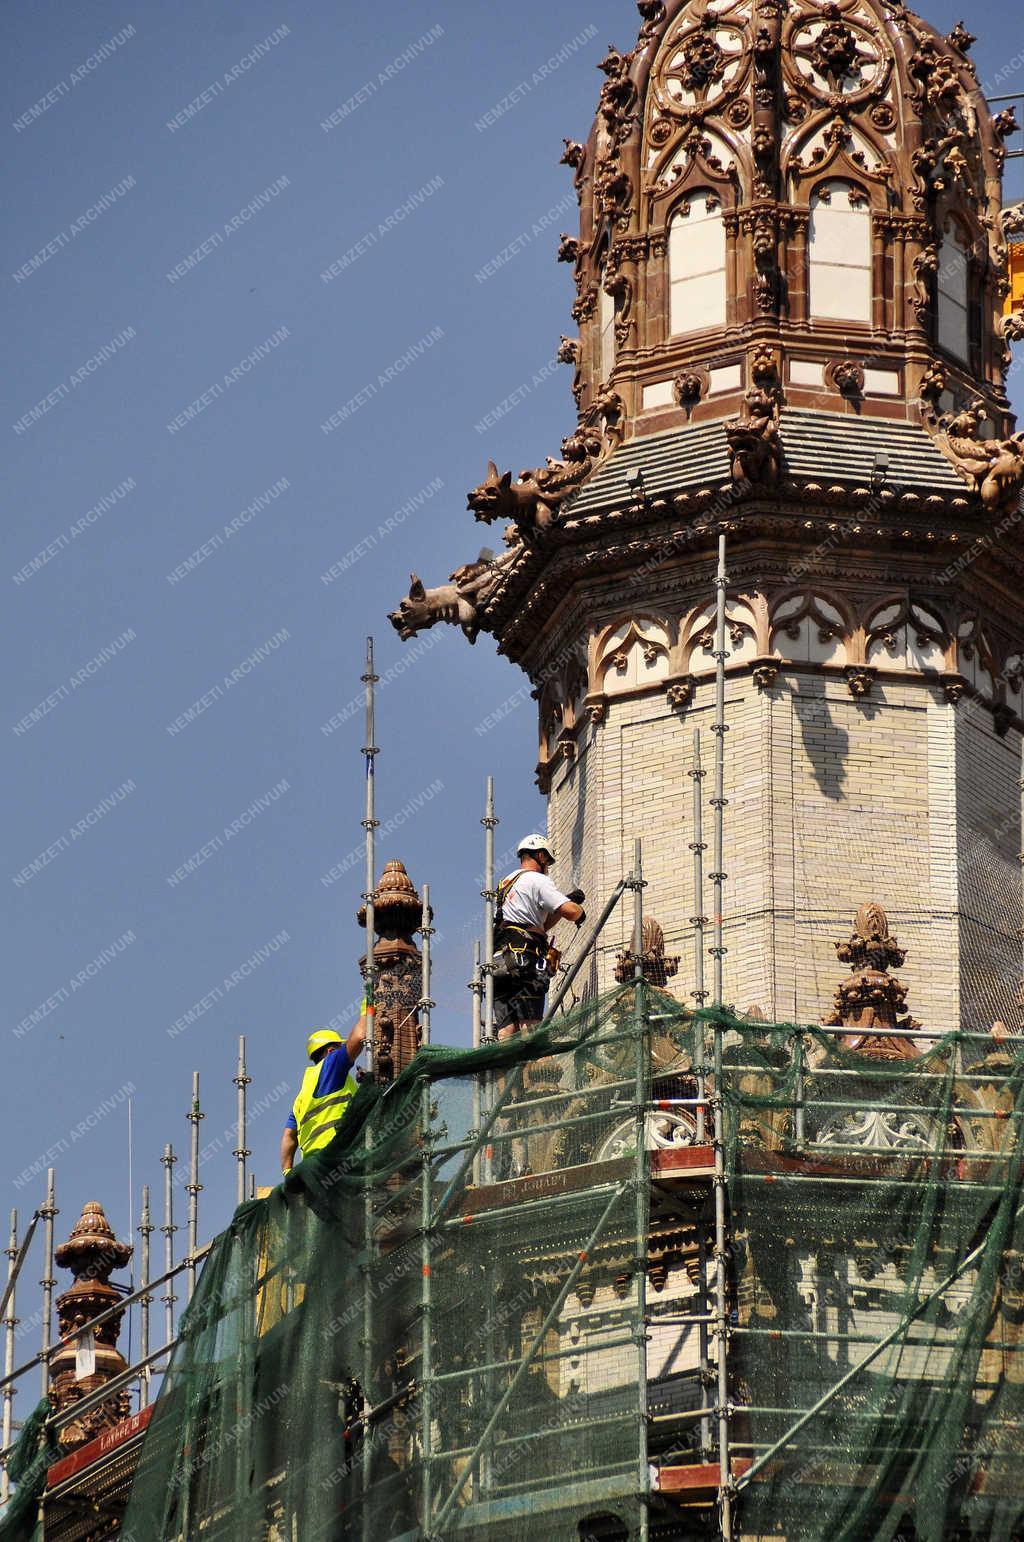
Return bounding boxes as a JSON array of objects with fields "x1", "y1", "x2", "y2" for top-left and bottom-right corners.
[
  {"x1": 941, "y1": 672, "x2": 969, "y2": 704},
  {"x1": 845, "y1": 664, "x2": 877, "y2": 698},
  {"x1": 666, "y1": 675, "x2": 698, "y2": 710},
  {"x1": 752, "y1": 658, "x2": 780, "y2": 691}
]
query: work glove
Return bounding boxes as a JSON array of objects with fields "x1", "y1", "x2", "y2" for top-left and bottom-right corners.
[
  {"x1": 566, "y1": 888, "x2": 586, "y2": 905},
  {"x1": 575, "y1": 910, "x2": 587, "y2": 929}
]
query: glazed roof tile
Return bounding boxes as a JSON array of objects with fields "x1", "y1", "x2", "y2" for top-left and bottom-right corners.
[{"x1": 566, "y1": 408, "x2": 964, "y2": 517}]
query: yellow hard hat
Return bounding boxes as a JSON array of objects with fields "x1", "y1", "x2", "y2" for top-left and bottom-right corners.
[{"x1": 307, "y1": 1028, "x2": 344, "y2": 1060}]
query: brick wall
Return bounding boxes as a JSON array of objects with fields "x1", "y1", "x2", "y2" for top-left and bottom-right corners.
[{"x1": 547, "y1": 667, "x2": 1022, "y2": 1032}]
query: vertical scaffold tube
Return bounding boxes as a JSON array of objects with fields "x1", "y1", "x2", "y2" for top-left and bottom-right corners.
[
  {"x1": 711, "y1": 531, "x2": 733, "y2": 1539},
  {"x1": 361, "y1": 637, "x2": 379, "y2": 1542},
  {"x1": 691, "y1": 729, "x2": 708, "y2": 1144},
  {"x1": 631, "y1": 839, "x2": 650, "y2": 1542},
  {"x1": 39, "y1": 1171, "x2": 57, "y2": 1401},
  {"x1": 482, "y1": 778, "x2": 497, "y2": 1043},
  {"x1": 2, "y1": 1212, "x2": 18, "y2": 1502},
  {"x1": 234, "y1": 1036, "x2": 251, "y2": 1208},
  {"x1": 186, "y1": 1073, "x2": 203, "y2": 1303},
  {"x1": 362, "y1": 637, "x2": 379, "y2": 1073},
  {"x1": 139, "y1": 1188, "x2": 152, "y2": 1410},
  {"x1": 420, "y1": 885, "x2": 433, "y2": 1046},
  {"x1": 470, "y1": 944, "x2": 483, "y2": 1187},
  {"x1": 420, "y1": 1077, "x2": 433, "y2": 1531},
  {"x1": 161, "y1": 1146, "x2": 177, "y2": 1347}
]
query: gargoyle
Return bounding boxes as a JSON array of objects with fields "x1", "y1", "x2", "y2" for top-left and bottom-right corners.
[
  {"x1": 557, "y1": 335, "x2": 582, "y2": 366},
  {"x1": 1003, "y1": 312, "x2": 1024, "y2": 344},
  {"x1": 994, "y1": 107, "x2": 1019, "y2": 141},
  {"x1": 388, "y1": 554, "x2": 512, "y2": 645},
  {"x1": 940, "y1": 400, "x2": 1024, "y2": 514},
  {"x1": 468, "y1": 462, "x2": 562, "y2": 536},
  {"x1": 557, "y1": 233, "x2": 581, "y2": 264},
  {"x1": 724, "y1": 387, "x2": 782, "y2": 485},
  {"x1": 560, "y1": 139, "x2": 585, "y2": 169}
]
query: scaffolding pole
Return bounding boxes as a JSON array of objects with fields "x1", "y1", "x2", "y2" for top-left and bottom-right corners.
[
  {"x1": 138, "y1": 1188, "x2": 152, "y2": 1410},
  {"x1": 362, "y1": 635, "x2": 380, "y2": 1067},
  {"x1": 470, "y1": 943, "x2": 483, "y2": 1187},
  {"x1": 161, "y1": 1146, "x2": 177, "y2": 1347},
  {"x1": 1, "y1": 1212, "x2": 18, "y2": 1504},
  {"x1": 711, "y1": 530, "x2": 733, "y2": 1540},
  {"x1": 234, "y1": 1036, "x2": 251, "y2": 1208},
  {"x1": 39, "y1": 1171, "x2": 56, "y2": 1403},
  {"x1": 186, "y1": 1073, "x2": 203, "y2": 1303},
  {"x1": 419, "y1": 884, "x2": 434, "y2": 1046},
  {"x1": 430, "y1": 1181, "x2": 630, "y2": 1536},
  {"x1": 482, "y1": 777, "x2": 497, "y2": 1044},
  {"x1": 631, "y1": 838, "x2": 650, "y2": 1542},
  {"x1": 361, "y1": 635, "x2": 379, "y2": 1542},
  {"x1": 690, "y1": 728, "x2": 708, "y2": 1144},
  {"x1": 420, "y1": 1077, "x2": 433, "y2": 1531}
]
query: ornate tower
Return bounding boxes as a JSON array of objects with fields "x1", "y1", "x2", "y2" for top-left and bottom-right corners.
[
  {"x1": 358, "y1": 859, "x2": 428, "y2": 1082},
  {"x1": 389, "y1": 0, "x2": 1024, "y2": 1037},
  {"x1": 48, "y1": 1202, "x2": 133, "y2": 1452}
]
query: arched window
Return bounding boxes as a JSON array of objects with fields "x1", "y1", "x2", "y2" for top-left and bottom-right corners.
[
  {"x1": 808, "y1": 181, "x2": 871, "y2": 322},
  {"x1": 599, "y1": 277, "x2": 616, "y2": 381},
  {"x1": 937, "y1": 223, "x2": 969, "y2": 362},
  {"x1": 669, "y1": 191, "x2": 726, "y2": 335}
]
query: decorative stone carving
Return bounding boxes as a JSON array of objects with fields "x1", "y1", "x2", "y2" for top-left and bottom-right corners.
[
  {"x1": 918, "y1": 359, "x2": 948, "y2": 407},
  {"x1": 614, "y1": 916, "x2": 680, "y2": 986},
  {"x1": 823, "y1": 903, "x2": 922, "y2": 1056},
  {"x1": 673, "y1": 370, "x2": 705, "y2": 410},
  {"x1": 844, "y1": 664, "x2": 876, "y2": 698},
  {"x1": 560, "y1": 139, "x2": 585, "y2": 170},
  {"x1": 665, "y1": 674, "x2": 698, "y2": 709},
  {"x1": 941, "y1": 673, "x2": 968, "y2": 704},
  {"x1": 557, "y1": 335, "x2": 581, "y2": 366},
  {"x1": 49, "y1": 1202, "x2": 133, "y2": 1451},
  {"x1": 389, "y1": 553, "x2": 513, "y2": 645},
  {"x1": 1003, "y1": 312, "x2": 1024, "y2": 345},
  {"x1": 946, "y1": 20, "x2": 976, "y2": 53},
  {"x1": 937, "y1": 400, "x2": 1024, "y2": 514},
  {"x1": 829, "y1": 359, "x2": 866, "y2": 398},
  {"x1": 358, "y1": 859, "x2": 428, "y2": 1081},
  {"x1": 993, "y1": 107, "x2": 1018, "y2": 141},
  {"x1": 752, "y1": 660, "x2": 780, "y2": 691},
  {"x1": 557, "y1": 233, "x2": 581, "y2": 264},
  {"x1": 724, "y1": 387, "x2": 782, "y2": 485}
]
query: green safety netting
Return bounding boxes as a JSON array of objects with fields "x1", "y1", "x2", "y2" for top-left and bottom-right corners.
[
  {"x1": 717, "y1": 1012, "x2": 1024, "y2": 1542},
  {"x1": 6, "y1": 986, "x2": 1018, "y2": 1541},
  {"x1": 119, "y1": 984, "x2": 656, "y2": 1542},
  {"x1": 0, "y1": 1400, "x2": 53, "y2": 1542}
]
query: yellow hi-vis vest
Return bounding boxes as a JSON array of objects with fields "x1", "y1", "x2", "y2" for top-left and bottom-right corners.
[{"x1": 293, "y1": 1061, "x2": 358, "y2": 1155}]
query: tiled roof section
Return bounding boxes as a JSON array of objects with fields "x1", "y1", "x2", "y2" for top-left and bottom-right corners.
[{"x1": 566, "y1": 408, "x2": 965, "y2": 517}]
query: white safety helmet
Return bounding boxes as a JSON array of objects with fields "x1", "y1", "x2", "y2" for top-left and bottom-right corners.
[{"x1": 517, "y1": 833, "x2": 555, "y2": 860}]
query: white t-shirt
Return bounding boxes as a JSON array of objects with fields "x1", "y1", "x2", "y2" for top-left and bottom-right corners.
[{"x1": 499, "y1": 870, "x2": 570, "y2": 933}]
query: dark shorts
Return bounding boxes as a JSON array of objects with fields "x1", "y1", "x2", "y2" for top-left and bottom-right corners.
[
  {"x1": 492, "y1": 929, "x2": 548, "y2": 1030},
  {"x1": 493, "y1": 978, "x2": 547, "y2": 1032}
]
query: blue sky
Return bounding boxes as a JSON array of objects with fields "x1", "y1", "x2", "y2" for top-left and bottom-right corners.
[{"x1": 2, "y1": 0, "x2": 1022, "y2": 1387}]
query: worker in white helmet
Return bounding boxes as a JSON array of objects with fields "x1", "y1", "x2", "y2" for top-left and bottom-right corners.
[
  {"x1": 279, "y1": 1006, "x2": 371, "y2": 1179},
  {"x1": 492, "y1": 834, "x2": 585, "y2": 1039}
]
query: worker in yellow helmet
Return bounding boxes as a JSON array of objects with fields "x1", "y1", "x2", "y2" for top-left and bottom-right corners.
[{"x1": 279, "y1": 1004, "x2": 371, "y2": 1178}]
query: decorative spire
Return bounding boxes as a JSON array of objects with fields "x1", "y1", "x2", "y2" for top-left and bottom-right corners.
[
  {"x1": 357, "y1": 860, "x2": 428, "y2": 1082},
  {"x1": 614, "y1": 915, "x2": 680, "y2": 987},
  {"x1": 823, "y1": 903, "x2": 922, "y2": 1058},
  {"x1": 49, "y1": 1202, "x2": 133, "y2": 1450}
]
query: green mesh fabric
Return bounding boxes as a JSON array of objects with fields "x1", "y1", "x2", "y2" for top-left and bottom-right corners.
[
  {"x1": 0, "y1": 1400, "x2": 53, "y2": 1542},
  {"x1": 103, "y1": 991, "x2": 1024, "y2": 1541},
  {"x1": 120, "y1": 985, "x2": 655, "y2": 1542},
  {"x1": 712, "y1": 1010, "x2": 1024, "y2": 1542}
]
